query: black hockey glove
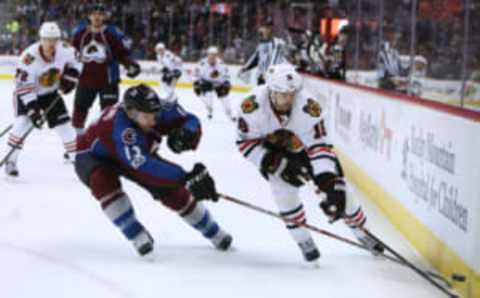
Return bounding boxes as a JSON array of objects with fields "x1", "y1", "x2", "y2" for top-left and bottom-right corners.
[
  {"x1": 200, "y1": 80, "x2": 214, "y2": 93},
  {"x1": 184, "y1": 163, "x2": 218, "y2": 202},
  {"x1": 167, "y1": 127, "x2": 199, "y2": 153},
  {"x1": 315, "y1": 173, "x2": 346, "y2": 223},
  {"x1": 25, "y1": 100, "x2": 44, "y2": 129},
  {"x1": 60, "y1": 66, "x2": 80, "y2": 94},
  {"x1": 172, "y1": 69, "x2": 182, "y2": 80},
  {"x1": 126, "y1": 61, "x2": 141, "y2": 78},
  {"x1": 260, "y1": 150, "x2": 311, "y2": 187},
  {"x1": 193, "y1": 81, "x2": 202, "y2": 96}
]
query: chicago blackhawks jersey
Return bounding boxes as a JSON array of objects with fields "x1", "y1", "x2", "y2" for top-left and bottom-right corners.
[
  {"x1": 157, "y1": 50, "x2": 183, "y2": 73},
  {"x1": 193, "y1": 57, "x2": 230, "y2": 87},
  {"x1": 15, "y1": 41, "x2": 82, "y2": 105},
  {"x1": 236, "y1": 85, "x2": 339, "y2": 177}
]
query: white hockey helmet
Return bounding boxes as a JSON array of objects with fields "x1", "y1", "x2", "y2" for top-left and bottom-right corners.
[
  {"x1": 207, "y1": 46, "x2": 219, "y2": 55},
  {"x1": 155, "y1": 42, "x2": 165, "y2": 51},
  {"x1": 265, "y1": 63, "x2": 303, "y2": 94},
  {"x1": 39, "y1": 22, "x2": 61, "y2": 39}
]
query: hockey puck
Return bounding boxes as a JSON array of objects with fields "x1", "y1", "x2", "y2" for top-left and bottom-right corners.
[{"x1": 451, "y1": 273, "x2": 466, "y2": 282}]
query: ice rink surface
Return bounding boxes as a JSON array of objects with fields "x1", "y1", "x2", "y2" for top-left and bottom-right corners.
[{"x1": 0, "y1": 80, "x2": 449, "y2": 298}]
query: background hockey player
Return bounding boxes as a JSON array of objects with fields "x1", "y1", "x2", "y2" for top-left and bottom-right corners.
[
  {"x1": 235, "y1": 64, "x2": 383, "y2": 263},
  {"x1": 238, "y1": 18, "x2": 289, "y2": 85},
  {"x1": 155, "y1": 42, "x2": 182, "y2": 97},
  {"x1": 74, "y1": 84, "x2": 232, "y2": 258},
  {"x1": 4, "y1": 22, "x2": 82, "y2": 177},
  {"x1": 71, "y1": 2, "x2": 141, "y2": 134},
  {"x1": 193, "y1": 46, "x2": 233, "y2": 121}
]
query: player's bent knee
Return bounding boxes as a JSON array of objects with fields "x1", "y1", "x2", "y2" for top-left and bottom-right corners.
[
  {"x1": 156, "y1": 187, "x2": 195, "y2": 215},
  {"x1": 89, "y1": 167, "x2": 122, "y2": 200}
]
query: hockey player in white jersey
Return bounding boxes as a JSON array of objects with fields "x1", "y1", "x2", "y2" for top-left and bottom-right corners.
[
  {"x1": 193, "y1": 46, "x2": 234, "y2": 121},
  {"x1": 236, "y1": 64, "x2": 383, "y2": 263},
  {"x1": 4, "y1": 22, "x2": 82, "y2": 177},
  {"x1": 155, "y1": 42, "x2": 182, "y2": 96}
]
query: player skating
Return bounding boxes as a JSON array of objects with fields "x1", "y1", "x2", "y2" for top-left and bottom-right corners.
[
  {"x1": 236, "y1": 64, "x2": 383, "y2": 263},
  {"x1": 74, "y1": 84, "x2": 232, "y2": 258},
  {"x1": 4, "y1": 22, "x2": 82, "y2": 177},
  {"x1": 155, "y1": 42, "x2": 182, "y2": 98},
  {"x1": 193, "y1": 46, "x2": 234, "y2": 121}
]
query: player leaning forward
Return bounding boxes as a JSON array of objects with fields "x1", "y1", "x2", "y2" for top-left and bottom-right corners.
[
  {"x1": 75, "y1": 84, "x2": 232, "y2": 258},
  {"x1": 236, "y1": 64, "x2": 383, "y2": 263},
  {"x1": 5, "y1": 22, "x2": 81, "y2": 177}
]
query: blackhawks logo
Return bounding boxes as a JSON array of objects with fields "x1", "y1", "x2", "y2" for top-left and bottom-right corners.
[
  {"x1": 39, "y1": 68, "x2": 61, "y2": 87},
  {"x1": 22, "y1": 54, "x2": 35, "y2": 65},
  {"x1": 303, "y1": 99, "x2": 321, "y2": 117},
  {"x1": 241, "y1": 95, "x2": 259, "y2": 114}
]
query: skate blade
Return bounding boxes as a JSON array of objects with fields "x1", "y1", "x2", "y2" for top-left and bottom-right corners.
[{"x1": 141, "y1": 251, "x2": 156, "y2": 262}]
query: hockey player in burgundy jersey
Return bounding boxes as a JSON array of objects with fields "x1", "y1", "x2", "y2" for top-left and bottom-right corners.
[
  {"x1": 71, "y1": 2, "x2": 140, "y2": 134},
  {"x1": 75, "y1": 84, "x2": 232, "y2": 258}
]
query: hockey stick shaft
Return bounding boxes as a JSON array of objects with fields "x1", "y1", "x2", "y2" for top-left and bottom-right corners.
[
  {"x1": 359, "y1": 227, "x2": 459, "y2": 298},
  {"x1": 219, "y1": 192, "x2": 456, "y2": 292},
  {"x1": 0, "y1": 124, "x2": 12, "y2": 139},
  {"x1": 0, "y1": 96, "x2": 62, "y2": 167}
]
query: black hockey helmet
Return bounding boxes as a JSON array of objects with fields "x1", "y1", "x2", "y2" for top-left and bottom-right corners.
[
  {"x1": 89, "y1": 2, "x2": 106, "y2": 14},
  {"x1": 123, "y1": 84, "x2": 162, "y2": 113}
]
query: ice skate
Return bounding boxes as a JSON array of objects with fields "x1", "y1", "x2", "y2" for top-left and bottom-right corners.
[
  {"x1": 352, "y1": 228, "x2": 384, "y2": 256},
  {"x1": 132, "y1": 230, "x2": 155, "y2": 259},
  {"x1": 5, "y1": 160, "x2": 19, "y2": 177},
  {"x1": 210, "y1": 229, "x2": 233, "y2": 251}
]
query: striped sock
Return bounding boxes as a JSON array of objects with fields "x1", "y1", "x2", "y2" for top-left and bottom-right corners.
[
  {"x1": 101, "y1": 191, "x2": 145, "y2": 240},
  {"x1": 182, "y1": 203, "x2": 220, "y2": 239}
]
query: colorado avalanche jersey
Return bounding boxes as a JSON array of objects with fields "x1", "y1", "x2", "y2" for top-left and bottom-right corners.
[
  {"x1": 72, "y1": 22, "x2": 133, "y2": 88},
  {"x1": 77, "y1": 103, "x2": 201, "y2": 186},
  {"x1": 15, "y1": 41, "x2": 82, "y2": 105},
  {"x1": 236, "y1": 85, "x2": 338, "y2": 177},
  {"x1": 193, "y1": 57, "x2": 230, "y2": 87}
]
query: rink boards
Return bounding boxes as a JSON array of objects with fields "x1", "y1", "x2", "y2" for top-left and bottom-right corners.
[{"x1": 304, "y1": 75, "x2": 480, "y2": 298}]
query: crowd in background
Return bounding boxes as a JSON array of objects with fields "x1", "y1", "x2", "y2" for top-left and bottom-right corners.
[{"x1": 0, "y1": 0, "x2": 479, "y2": 100}]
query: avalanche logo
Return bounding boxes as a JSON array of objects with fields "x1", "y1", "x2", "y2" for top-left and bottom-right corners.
[
  {"x1": 81, "y1": 39, "x2": 108, "y2": 63},
  {"x1": 241, "y1": 95, "x2": 258, "y2": 114},
  {"x1": 303, "y1": 99, "x2": 321, "y2": 118},
  {"x1": 122, "y1": 128, "x2": 137, "y2": 145}
]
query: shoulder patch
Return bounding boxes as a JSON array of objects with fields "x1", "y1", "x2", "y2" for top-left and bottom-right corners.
[
  {"x1": 22, "y1": 54, "x2": 35, "y2": 65},
  {"x1": 303, "y1": 99, "x2": 321, "y2": 117},
  {"x1": 122, "y1": 128, "x2": 137, "y2": 145},
  {"x1": 241, "y1": 95, "x2": 259, "y2": 114}
]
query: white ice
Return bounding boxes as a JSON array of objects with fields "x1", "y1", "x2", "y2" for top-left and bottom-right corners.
[{"x1": 0, "y1": 80, "x2": 450, "y2": 298}]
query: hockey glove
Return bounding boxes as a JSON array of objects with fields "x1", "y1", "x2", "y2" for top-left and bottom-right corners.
[
  {"x1": 279, "y1": 151, "x2": 312, "y2": 187},
  {"x1": 172, "y1": 69, "x2": 182, "y2": 80},
  {"x1": 25, "y1": 101, "x2": 44, "y2": 129},
  {"x1": 60, "y1": 66, "x2": 80, "y2": 94},
  {"x1": 167, "y1": 127, "x2": 200, "y2": 153},
  {"x1": 315, "y1": 173, "x2": 346, "y2": 223},
  {"x1": 184, "y1": 163, "x2": 218, "y2": 202},
  {"x1": 126, "y1": 62, "x2": 141, "y2": 78},
  {"x1": 193, "y1": 81, "x2": 202, "y2": 96}
]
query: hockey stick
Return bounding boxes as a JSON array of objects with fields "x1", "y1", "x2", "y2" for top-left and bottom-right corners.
[
  {"x1": 0, "y1": 95, "x2": 62, "y2": 168},
  {"x1": 218, "y1": 192, "x2": 459, "y2": 297},
  {"x1": 0, "y1": 124, "x2": 12, "y2": 139},
  {"x1": 359, "y1": 227, "x2": 459, "y2": 298}
]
